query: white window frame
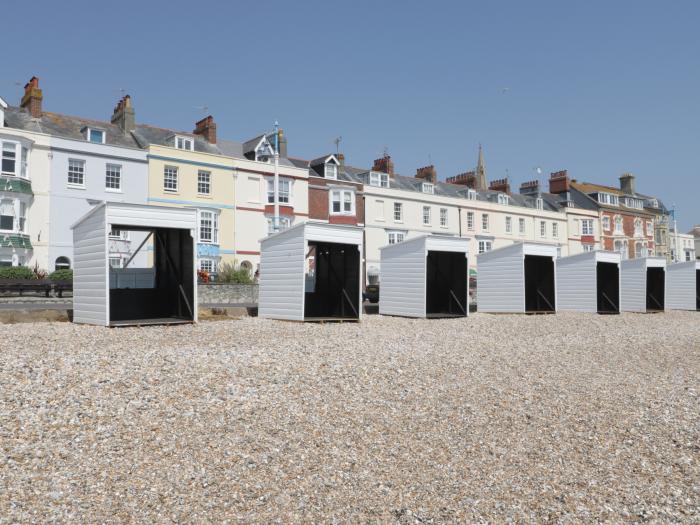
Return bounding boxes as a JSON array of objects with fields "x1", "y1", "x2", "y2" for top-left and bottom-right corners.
[
  {"x1": 1, "y1": 141, "x2": 18, "y2": 176},
  {"x1": 478, "y1": 240, "x2": 492, "y2": 254},
  {"x1": 581, "y1": 219, "x2": 593, "y2": 236},
  {"x1": 602, "y1": 216, "x2": 610, "y2": 230},
  {"x1": 466, "y1": 211, "x2": 475, "y2": 231},
  {"x1": 498, "y1": 193, "x2": 509, "y2": 205},
  {"x1": 614, "y1": 215, "x2": 623, "y2": 234},
  {"x1": 535, "y1": 197, "x2": 544, "y2": 210},
  {"x1": 439, "y1": 208, "x2": 448, "y2": 228},
  {"x1": 87, "y1": 128, "x2": 106, "y2": 144},
  {"x1": 583, "y1": 244, "x2": 594, "y2": 252},
  {"x1": 369, "y1": 171, "x2": 389, "y2": 188},
  {"x1": 105, "y1": 163, "x2": 122, "y2": 192},
  {"x1": 330, "y1": 188, "x2": 355, "y2": 215},
  {"x1": 175, "y1": 135, "x2": 194, "y2": 151},
  {"x1": 164, "y1": 166, "x2": 178, "y2": 193},
  {"x1": 518, "y1": 217, "x2": 525, "y2": 235},
  {"x1": 387, "y1": 230, "x2": 406, "y2": 245},
  {"x1": 324, "y1": 162, "x2": 338, "y2": 180},
  {"x1": 422, "y1": 182, "x2": 434, "y2": 194},
  {"x1": 634, "y1": 218, "x2": 643, "y2": 237},
  {"x1": 646, "y1": 220, "x2": 653, "y2": 235},
  {"x1": 0, "y1": 198, "x2": 15, "y2": 232},
  {"x1": 199, "y1": 257, "x2": 217, "y2": 274},
  {"x1": 422, "y1": 206, "x2": 431, "y2": 226},
  {"x1": 18, "y1": 201, "x2": 26, "y2": 233},
  {"x1": 109, "y1": 227, "x2": 129, "y2": 240},
  {"x1": 552, "y1": 222, "x2": 559, "y2": 238},
  {"x1": 481, "y1": 213, "x2": 489, "y2": 231},
  {"x1": 197, "y1": 170, "x2": 211, "y2": 195},
  {"x1": 466, "y1": 189, "x2": 477, "y2": 200},
  {"x1": 198, "y1": 209, "x2": 219, "y2": 244},
  {"x1": 505, "y1": 216, "x2": 512, "y2": 234},
  {"x1": 67, "y1": 158, "x2": 85, "y2": 187},
  {"x1": 393, "y1": 202, "x2": 403, "y2": 222},
  {"x1": 266, "y1": 216, "x2": 292, "y2": 233},
  {"x1": 267, "y1": 178, "x2": 291, "y2": 204},
  {"x1": 540, "y1": 220, "x2": 547, "y2": 238}
]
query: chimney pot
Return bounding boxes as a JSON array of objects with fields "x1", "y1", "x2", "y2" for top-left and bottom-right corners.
[
  {"x1": 111, "y1": 94, "x2": 136, "y2": 134},
  {"x1": 488, "y1": 177, "x2": 511, "y2": 194},
  {"x1": 193, "y1": 115, "x2": 217, "y2": 144},
  {"x1": 415, "y1": 164, "x2": 437, "y2": 184},
  {"x1": 372, "y1": 154, "x2": 394, "y2": 175},
  {"x1": 548, "y1": 170, "x2": 570, "y2": 194},
  {"x1": 446, "y1": 171, "x2": 477, "y2": 188}
]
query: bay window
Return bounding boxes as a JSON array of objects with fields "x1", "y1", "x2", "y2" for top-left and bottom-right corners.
[
  {"x1": 2, "y1": 142, "x2": 17, "y2": 175},
  {"x1": 0, "y1": 199, "x2": 13, "y2": 230}
]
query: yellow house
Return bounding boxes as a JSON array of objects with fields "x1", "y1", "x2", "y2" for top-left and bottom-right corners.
[{"x1": 132, "y1": 116, "x2": 236, "y2": 274}]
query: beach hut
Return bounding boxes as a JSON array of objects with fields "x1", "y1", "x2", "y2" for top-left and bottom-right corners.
[
  {"x1": 477, "y1": 242, "x2": 558, "y2": 313},
  {"x1": 258, "y1": 222, "x2": 363, "y2": 321},
  {"x1": 666, "y1": 261, "x2": 700, "y2": 311},
  {"x1": 71, "y1": 202, "x2": 197, "y2": 326},
  {"x1": 379, "y1": 235, "x2": 469, "y2": 318},
  {"x1": 556, "y1": 250, "x2": 621, "y2": 313},
  {"x1": 620, "y1": 257, "x2": 666, "y2": 313}
]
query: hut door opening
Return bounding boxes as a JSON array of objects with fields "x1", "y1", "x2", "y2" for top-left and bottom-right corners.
[
  {"x1": 596, "y1": 262, "x2": 619, "y2": 313},
  {"x1": 425, "y1": 251, "x2": 467, "y2": 317},
  {"x1": 304, "y1": 241, "x2": 360, "y2": 319},
  {"x1": 524, "y1": 255, "x2": 556, "y2": 312},
  {"x1": 696, "y1": 270, "x2": 700, "y2": 310},
  {"x1": 645, "y1": 267, "x2": 665, "y2": 312}
]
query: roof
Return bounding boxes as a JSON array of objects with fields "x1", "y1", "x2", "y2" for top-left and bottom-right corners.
[
  {"x1": 571, "y1": 181, "x2": 624, "y2": 196},
  {"x1": 131, "y1": 124, "x2": 220, "y2": 155},
  {"x1": 0, "y1": 96, "x2": 7, "y2": 109},
  {"x1": 4, "y1": 106, "x2": 142, "y2": 149}
]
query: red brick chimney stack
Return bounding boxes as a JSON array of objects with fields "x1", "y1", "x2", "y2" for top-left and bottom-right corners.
[
  {"x1": 489, "y1": 178, "x2": 511, "y2": 194},
  {"x1": 519, "y1": 180, "x2": 540, "y2": 195},
  {"x1": 415, "y1": 165, "x2": 437, "y2": 184},
  {"x1": 446, "y1": 171, "x2": 477, "y2": 188},
  {"x1": 549, "y1": 170, "x2": 570, "y2": 194},
  {"x1": 20, "y1": 76, "x2": 43, "y2": 118},
  {"x1": 193, "y1": 115, "x2": 217, "y2": 144},
  {"x1": 372, "y1": 154, "x2": 394, "y2": 175}
]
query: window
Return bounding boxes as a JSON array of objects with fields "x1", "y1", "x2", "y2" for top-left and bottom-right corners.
[
  {"x1": 540, "y1": 221, "x2": 546, "y2": 237},
  {"x1": 498, "y1": 193, "x2": 509, "y2": 205},
  {"x1": 466, "y1": 189, "x2": 477, "y2": 200},
  {"x1": 175, "y1": 136, "x2": 193, "y2": 151},
  {"x1": 267, "y1": 178, "x2": 291, "y2": 204},
  {"x1": 422, "y1": 182, "x2": 434, "y2": 194},
  {"x1": 602, "y1": 216, "x2": 610, "y2": 230},
  {"x1": 164, "y1": 166, "x2": 178, "y2": 192},
  {"x1": 482, "y1": 213, "x2": 489, "y2": 231},
  {"x1": 87, "y1": 128, "x2": 105, "y2": 144},
  {"x1": 393, "y1": 202, "x2": 403, "y2": 222},
  {"x1": 614, "y1": 216, "x2": 623, "y2": 234},
  {"x1": 18, "y1": 202, "x2": 26, "y2": 232},
  {"x1": 686, "y1": 250, "x2": 692, "y2": 262},
  {"x1": 622, "y1": 197, "x2": 644, "y2": 210},
  {"x1": 197, "y1": 171, "x2": 211, "y2": 195},
  {"x1": 387, "y1": 230, "x2": 406, "y2": 245},
  {"x1": 635, "y1": 242, "x2": 642, "y2": 258},
  {"x1": 199, "y1": 210, "x2": 219, "y2": 244},
  {"x1": 325, "y1": 162, "x2": 337, "y2": 179},
  {"x1": 199, "y1": 258, "x2": 217, "y2": 274},
  {"x1": 478, "y1": 240, "x2": 492, "y2": 254},
  {"x1": 68, "y1": 159, "x2": 85, "y2": 186},
  {"x1": 519, "y1": 218, "x2": 525, "y2": 235},
  {"x1": 105, "y1": 164, "x2": 121, "y2": 191},
  {"x1": 375, "y1": 200, "x2": 385, "y2": 221},
  {"x1": 108, "y1": 227, "x2": 129, "y2": 240},
  {"x1": 330, "y1": 189, "x2": 354, "y2": 215},
  {"x1": 54, "y1": 256, "x2": 71, "y2": 270},
  {"x1": 255, "y1": 138, "x2": 274, "y2": 163},
  {"x1": 369, "y1": 172, "x2": 389, "y2": 188},
  {"x1": 109, "y1": 257, "x2": 123, "y2": 269},
  {"x1": 440, "y1": 208, "x2": 448, "y2": 228},
  {"x1": 552, "y1": 222, "x2": 558, "y2": 238},
  {"x1": 2, "y1": 142, "x2": 16, "y2": 174},
  {"x1": 466, "y1": 211, "x2": 474, "y2": 230},
  {"x1": 267, "y1": 216, "x2": 292, "y2": 233},
  {"x1": 634, "y1": 218, "x2": 642, "y2": 237},
  {"x1": 0, "y1": 199, "x2": 14, "y2": 230},
  {"x1": 646, "y1": 220, "x2": 653, "y2": 235},
  {"x1": 583, "y1": 244, "x2": 594, "y2": 252},
  {"x1": 535, "y1": 197, "x2": 544, "y2": 210},
  {"x1": 505, "y1": 216, "x2": 512, "y2": 234},
  {"x1": 597, "y1": 193, "x2": 619, "y2": 206},
  {"x1": 423, "y1": 206, "x2": 431, "y2": 226},
  {"x1": 20, "y1": 147, "x2": 27, "y2": 178},
  {"x1": 581, "y1": 219, "x2": 593, "y2": 236}
]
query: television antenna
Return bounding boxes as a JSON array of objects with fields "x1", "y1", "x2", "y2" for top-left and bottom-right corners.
[{"x1": 333, "y1": 136, "x2": 342, "y2": 154}]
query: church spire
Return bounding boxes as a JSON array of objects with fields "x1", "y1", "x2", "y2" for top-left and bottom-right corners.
[{"x1": 475, "y1": 143, "x2": 487, "y2": 190}]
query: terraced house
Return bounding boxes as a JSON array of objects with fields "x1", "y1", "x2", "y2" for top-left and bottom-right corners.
[{"x1": 1, "y1": 78, "x2": 149, "y2": 270}]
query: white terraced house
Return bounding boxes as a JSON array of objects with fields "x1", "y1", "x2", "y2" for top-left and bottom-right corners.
[{"x1": 1, "y1": 77, "x2": 149, "y2": 270}]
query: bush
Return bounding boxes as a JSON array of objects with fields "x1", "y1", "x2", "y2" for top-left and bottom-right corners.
[
  {"x1": 0, "y1": 266, "x2": 37, "y2": 279},
  {"x1": 215, "y1": 261, "x2": 253, "y2": 284},
  {"x1": 49, "y1": 269, "x2": 73, "y2": 281}
]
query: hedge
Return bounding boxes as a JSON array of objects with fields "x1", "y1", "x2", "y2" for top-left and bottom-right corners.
[
  {"x1": 0, "y1": 266, "x2": 37, "y2": 279},
  {"x1": 49, "y1": 269, "x2": 73, "y2": 281}
]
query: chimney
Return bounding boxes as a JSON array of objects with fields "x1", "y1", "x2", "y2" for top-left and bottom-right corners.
[
  {"x1": 337, "y1": 153, "x2": 345, "y2": 169},
  {"x1": 489, "y1": 177, "x2": 511, "y2": 194},
  {"x1": 277, "y1": 128, "x2": 287, "y2": 157},
  {"x1": 415, "y1": 165, "x2": 437, "y2": 184},
  {"x1": 372, "y1": 154, "x2": 394, "y2": 175},
  {"x1": 193, "y1": 115, "x2": 217, "y2": 144},
  {"x1": 111, "y1": 95, "x2": 135, "y2": 134},
  {"x1": 446, "y1": 171, "x2": 476, "y2": 188},
  {"x1": 519, "y1": 180, "x2": 540, "y2": 195},
  {"x1": 20, "y1": 76, "x2": 43, "y2": 118},
  {"x1": 549, "y1": 170, "x2": 570, "y2": 194},
  {"x1": 619, "y1": 172, "x2": 635, "y2": 195}
]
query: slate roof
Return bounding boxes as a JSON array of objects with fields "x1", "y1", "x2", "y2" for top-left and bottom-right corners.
[
  {"x1": 4, "y1": 106, "x2": 142, "y2": 149},
  {"x1": 131, "y1": 124, "x2": 220, "y2": 154}
]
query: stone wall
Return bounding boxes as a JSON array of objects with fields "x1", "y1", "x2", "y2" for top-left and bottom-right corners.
[{"x1": 198, "y1": 283, "x2": 258, "y2": 305}]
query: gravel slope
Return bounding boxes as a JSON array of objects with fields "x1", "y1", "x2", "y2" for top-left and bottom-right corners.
[{"x1": 1, "y1": 312, "x2": 699, "y2": 523}]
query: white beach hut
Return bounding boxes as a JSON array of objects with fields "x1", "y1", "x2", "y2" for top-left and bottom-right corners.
[
  {"x1": 258, "y1": 222, "x2": 363, "y2": 321},
  {"x1": 556, "y1": 250, "x2": 621, "y2": 313},
  {"x1": 379, "y1": 235, "x2": 469, "y2": 318},
  {"x1": 620, "y1": 257, "x2": 666, "y2": 313},
  {"x1": 666, "y1": 261, "x2": 699, "y2": 311},
  {"x1": 71, "y1": 202, "x2": 198, "y2": 326},
  {"x1": 477, "y1": 242, "x2": 558, "y2": 313}
]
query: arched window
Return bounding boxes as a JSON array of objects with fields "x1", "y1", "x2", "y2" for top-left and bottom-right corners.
[
  {"x1": 55, "y1": 256, "x2": 71, "y2": 270},
  {"x1": 614, "y1": 216, "x2": 623, "y2": 234},
  {"x1": 240, "y1": 260, "x2": 253, "y2": 277}
]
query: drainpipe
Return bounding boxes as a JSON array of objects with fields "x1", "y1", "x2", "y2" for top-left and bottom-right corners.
[
  {"x1": 232, "y1": 168, "x2": 237, "y2": 261},
  {"x1": 273, "y1": 121, "x2": 280, "y2": 232}
]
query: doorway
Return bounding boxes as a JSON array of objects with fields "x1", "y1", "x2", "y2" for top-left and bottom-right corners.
[
  {"x1": 304, "y1": 241, "x2": 360, "y2": 320},
  {"x1": 524, "y1": 255, "x2": 556, "y2": 312},
  {"x1": 425, "y1": 251, "x2": 467, "y2": 317},
  {"x1": 645, "y1": 267, "x2": 665, "y2": 312},
  {"x1": 596, "y1": 262, "x2": 620, "y2": 313}
]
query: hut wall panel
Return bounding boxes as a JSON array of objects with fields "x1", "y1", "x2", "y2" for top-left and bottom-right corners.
[
  {"x1": 477, "y1": 250, "x2": 525, "y2": 313},
  {"x1": 556, "y1": 255, "x2": 596, "y2": 313},
  {"x1": 667, "y1": 261, "x2": 699, "y2": 310},
  {"x1": 620, "y1": 258, "x2": 647, "y2": 312},
  {"x1": 72, "y1": 206, "x2": 108, "y2": 325},
  {"x1": 379, "y1": 238, "x2": 427, "y2": 317}
]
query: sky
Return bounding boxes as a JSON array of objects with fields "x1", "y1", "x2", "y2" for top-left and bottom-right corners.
[{"x1": 2, "y1": 0, "x2": 699, "y2": 229}]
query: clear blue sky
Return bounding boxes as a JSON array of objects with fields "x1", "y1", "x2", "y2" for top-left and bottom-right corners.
[{"x1": 3, "y1": 0, "x2": 699, "y2": 229}]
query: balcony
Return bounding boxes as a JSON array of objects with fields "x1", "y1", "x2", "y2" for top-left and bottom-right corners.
[
  {"x1": 0, "y1": 233, "x2": 32, "y2": 250},
  {"x1": 0, "y1": 176, "x2": 32, "y2": 195}
]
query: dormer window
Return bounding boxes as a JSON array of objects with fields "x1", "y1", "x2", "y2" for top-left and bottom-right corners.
[
  {"x1": 369, "y1": 171, "x2": 389, "y2": 188},
  {"x1": 535, "y1": 197, "x2": 544, "y2": 210},
  {"x1": 175, "y1": 135, "x2": 194, "y2": 151},
  {"x1": 325, "y1": 162, "x2": 338, "y2": 179},
  {"x1": 85, "y1": 128, "x2": 105, "y2": 144},
  {"x1": 255, "y1": 137, "x2": 274, "y2": 163},
  {"x1": 597, "y1": 192, "x2": 619, "y2": 206},
  {"x1": 422, "y1": 182, "x2": 434, "y2": 194},
  {"x1": 497, "y1": 193, "x2": 509, "y2": 205},
  {"x1": 466, "y1": 189, "x2": 477, "y2": 200}
]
